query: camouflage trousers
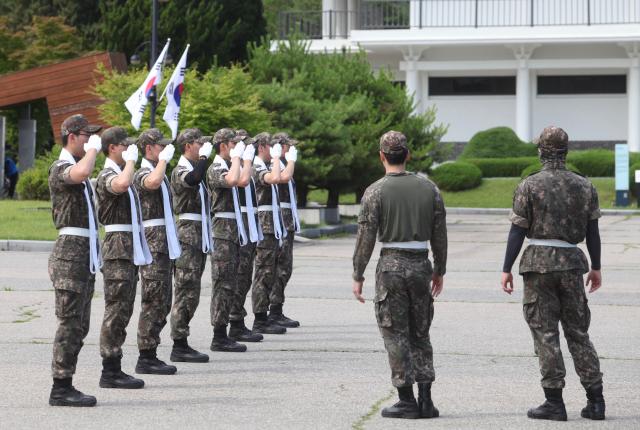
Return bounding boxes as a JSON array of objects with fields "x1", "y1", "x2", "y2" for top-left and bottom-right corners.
[
  {"x1": 272, "y1": 232, "x2": 294, "y2": 306},
  {"x1": 171, "y1": 244, "x2": 207, "y2": 340},
  {"x1": 230, "y1": 241, "x2": 256, "y2": 322},
  {"x1": 99, "y1": 259, "x2": 137, "y2": 359},
  {"x1": 252, "y1": 234, "x2": 279, "y2": 314},
  {"x1": 522, "y1": 270, "x2": 603, "y2": 389},
  {"x1": 48, "y1": 256, "x2": 95, "y2": 379},
  {"x1": 210, "y1": 238, "x2": 239, "y2": 328},
  {"x1": 374, "y1": 249, "x2": 435, "y2": 388},
  {"x1": 137, "y1": 252, "x2": 173, "y2": 351}
]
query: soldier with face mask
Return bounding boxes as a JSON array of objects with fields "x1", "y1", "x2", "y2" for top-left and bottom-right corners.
[{"x1": 501, "y1": 126, "x2": 605, "y2": 421}]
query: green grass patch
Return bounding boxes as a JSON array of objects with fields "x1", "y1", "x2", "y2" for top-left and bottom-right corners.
[
  {"x1": 0, "y1": 200, "x2": 56, "y2": 240},
  {"x1": 13, "y1": 304, "x2": 41, "y2": 323},
  {"x1": 352, "y1": 389, "x2": 395, "y2": 430},
  {"x1": 307, "y1": 189, "x2": 356, "y2": 205}
]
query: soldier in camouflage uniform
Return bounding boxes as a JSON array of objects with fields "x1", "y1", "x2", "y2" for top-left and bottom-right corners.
[
  {"x1": 168, "y1": 128, "x2": 212, "y2": 363},
  {"x1": 352, "y1": 131, "x2": 447, "y2": 420},
  {"x1": 501, "y1": 126, "x2": 605, "y2": 421},
  {"x1": 96, "y1": 127, "x2": 145, "y2": 389},
  {"x1": 133, "y1": 129, "x2": 179, "y2": 375},
  {"x1": 270, "y1": 132, "x2": 300, "y2": 328},
  {"x1": 228, "y1": 130, "x2": 264, "y2": 343},
  {"x1": 48, "y1": 114, "x2": 102, "y2": 407},
  {"x1": 250, "y1": 132, "x2": 294, "y2": 335},
  {"x1": 206, "y1": 128, "x2": 255, "y2": 352}
]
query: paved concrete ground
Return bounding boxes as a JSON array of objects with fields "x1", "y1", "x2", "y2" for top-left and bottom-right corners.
[{"x1": 0, "y1": 213, "x2": 639, "y2": 429}]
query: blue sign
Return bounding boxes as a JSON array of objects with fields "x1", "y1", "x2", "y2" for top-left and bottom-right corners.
[{"x1": 615, "y1": 144, "x2": 629, "y2": 206}]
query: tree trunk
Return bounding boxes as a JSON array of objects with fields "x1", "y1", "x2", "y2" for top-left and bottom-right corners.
[
  {"x1": 327, "y1": 188, "x2": 340, "y2": 208},
  {"x1": 297, "y1": 183, "x2": 309, "y2": 208}
]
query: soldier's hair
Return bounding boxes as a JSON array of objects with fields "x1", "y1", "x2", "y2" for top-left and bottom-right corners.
[
  {"x1": 61, "y1": 133, "x2": 69, "y2": 147},
  {"x1": 383, "y1": 149, "x2": 408, "y2": 165},
  {"x1": 213, "y1": 141, "x2": 222, "y2": 154}
]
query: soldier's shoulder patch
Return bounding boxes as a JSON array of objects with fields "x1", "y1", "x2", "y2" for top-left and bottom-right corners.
[{"x1": 49, "y1": 159, "x2": 70, "y2": 174}]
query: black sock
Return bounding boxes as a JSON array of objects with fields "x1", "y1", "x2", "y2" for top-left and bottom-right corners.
[
  {"x1": 213, "y1": 325, "x2": 227, "y2": 339},
  {"x1": 254, "y1": 312, "x2": 268, "y2": 322},
  {"x1": 397, "y1": 386, "x2": 415, "y2": 402},
  {"x1": 173, "y1": 338, "x2": 188, "y2": 349},
  {"x1": 139, "y1": 348, "x2": 157, "y2": 360},
  {"x1": 53, "y1": 377, "x2": 72, "y2": 389},
  {"x1": 269, "y1": 304, "x2": 283, "y2": 315},
  {"x1": 230, "y1": 320, "x2": 244, "y2": 329}
]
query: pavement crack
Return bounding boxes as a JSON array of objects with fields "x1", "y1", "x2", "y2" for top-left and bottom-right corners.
[{"x1": 352, "y1": 389, "x2": 395, "y2": 430}]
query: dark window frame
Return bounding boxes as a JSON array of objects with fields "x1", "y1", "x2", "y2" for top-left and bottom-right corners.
[
  {"x1": 537, "y1": 75, "x2": 627, "y2": 95},
  {"x1": 428, "y1": 76, "x2": 516, "y2": 96}
]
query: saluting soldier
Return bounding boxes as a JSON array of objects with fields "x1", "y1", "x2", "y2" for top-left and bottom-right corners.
[
  {"x1": 48, "y1": 114, "x2": 102, "y2": 407},
  {"x1": 352, "y1": 131, "x2": 447, "y2": 420},
  {"x1": 96, "y1": 127, "x2": 147, "y2": 389},
  {"x1": 168, "y1": 128, "x2": 213, "y2": 363},
  {"x1": 501, "y1": 126, "x2": 605, "y2": 421},
  {"x1": 133, "y1": 129, "x2": 181, "y2": 375}
]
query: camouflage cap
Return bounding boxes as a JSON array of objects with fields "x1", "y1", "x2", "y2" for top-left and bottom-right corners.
[
  {"x1": 196, "y1": 135, "x2": 213, "y2": 145},
  {"x1": 214, "y1": 128, "x2": 243, "y2": 145},
  {"x1": 254, "y1": 132, "x2": 272, "y2": 147},
  {"x1": 243, "y1": 136, "x2": 256, "y2": 147},
  {"x1": 136, "y1": 128, "x2": 173, "y2": 150},
  {"x1": 176, "y1": 128, "x2": 203, "y2": 149},
  {"x1": 535, "y1": 126, "x2": 569, "y2": 154},
  {"x1": 101, "y1": 127, "x2": 135, "y2": 151},
  {"x1": 271, "y1": 132, "x2": 290, "y2": 146},
  {"x1": 61, "y1": 114, "x2": 102, "y2": 138},
  {"x1": 235, "y1": 129, "x2": 250, "y2": 139},
  {"x1": 379, "y1": 130, "x2": 408, "y2": 153}
]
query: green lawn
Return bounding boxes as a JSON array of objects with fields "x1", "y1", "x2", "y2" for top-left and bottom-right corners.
[{"x1": 0, "y1": 200, "x2": 56, "y2": 240}]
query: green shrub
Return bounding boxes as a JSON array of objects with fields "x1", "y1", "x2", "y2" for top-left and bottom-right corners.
[
  {"x1": 630, "y1": 162, "x2": 640, "y2": 197},
  {"x1": 461, "y1": 127, "x2": 537, "y2": 159},
  {"x1": 521, "y1": 162, "x2": 582, "y2": 179},
  {"x1": 430, "y1": 162, "x2": 482, "y2": 191},
  {"x1": 566, "y1": 149, "x2": 614, "y2": 177},
  {"x1": 465, "y1": 157, "x2": 538, "y2": 177}
]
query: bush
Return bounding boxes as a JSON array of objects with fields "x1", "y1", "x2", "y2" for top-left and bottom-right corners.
[
  {"x1": 566, "y1": 149, "x2": 614, "y2": 177},
  {"x1": 461, "y1": 127, "x2": 537, "y2": 159},
  {"x1": 430, "y1": 162, "x2": 482, "y2": 191},
  {"x1": 631, "y1": 162, "x2": 640, "y2": 197},
  {"x1": 465, "y1": 157, "x2": 538, "y2": 177},
  {"x1": 521, "y1": 162, "x2": 581, "y2": 179}
]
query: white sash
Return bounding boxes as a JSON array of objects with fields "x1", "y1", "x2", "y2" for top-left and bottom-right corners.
[
  {"x1": 244, "y1": 177, "x2": 263, "y2": 243},
  {"x1": 177, "y1": 155, "x2": 213, "y2": 253},
  {"x1": 279, "y1": 160, "x2": 301, "y2": 233},
  {"x1": 213, "y1": 155, "x2": 247, "y2": 245},
  {"x1": 141, "y1": 158, "x2": 182, "y2": 259},
  {"x1": 254, "y1": 157, "x2": 285, "y2": 244},
  {"x1": 104, "y1": 158, "x2": 152, "y2": 265},
  {"x1": 59, "y1": 148, "x2": 102, "y2": 274}
]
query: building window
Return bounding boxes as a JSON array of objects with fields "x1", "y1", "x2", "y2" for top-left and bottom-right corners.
[
  {"x1": 537, "y1": 75, "x2": 626, "y2": 95},
  {"x1": 429, "y1": 76, "x2": 516, "y2": 96}
]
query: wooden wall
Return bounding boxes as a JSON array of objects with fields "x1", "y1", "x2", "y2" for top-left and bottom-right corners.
[{"x1": 0, "y1": 52, "x2": 127, "y2": 143}]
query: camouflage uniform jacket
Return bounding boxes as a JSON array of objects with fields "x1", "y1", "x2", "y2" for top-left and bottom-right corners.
[
  {"x1": 353, "y1": 172, "x2": 448, "y2": 281},
  {"x1": 133, "y1": 159, "x2": 169, "y2": 254},
  {"x1": 96, "y1": 166, "x2": 134, "y2": 261},
  {"x1": 48, "y1": 159, "x2": 95, "y2": 262},
  {"x1": 206, "y1": 156, "x2": 238, "y2": 244},
  {"x1": 252, "y1": 162, "x2": 279, "y2": 234},
  {"x1": 171, "y1": 160, "x2": 204, "y2": 250},
  {"x1": 510, "y1": 166, "x2": 600, "y2": 274},
  {"x1": 277, "y1": 159, "x2": 295, "y2": 232}
]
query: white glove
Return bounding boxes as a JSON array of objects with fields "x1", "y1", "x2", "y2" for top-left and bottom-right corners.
[
  {"x1": 230, "y1": 141, "x2": 245, "y2": 159},
  {"x1": 242, "y1": 143, "x2": 255, "y2": 161},
  {"x1": 270, "y1": 143, "x2": 282, "y2": 159},
  {"x1": 122, "y1": 145, "x2": 139, "y2": 163},
  {"x1": 199, "y1": 141, "x2": 213, "y2": 159},
  {"x1": 84, "y1": 135, "x2": 102, "y2": 153},
  {"x1": 159, "y1": 144, "x2": 175, "y2": 162},
  {"x1": 285, "y1": 146, "x2": 298, "y2": 162}
]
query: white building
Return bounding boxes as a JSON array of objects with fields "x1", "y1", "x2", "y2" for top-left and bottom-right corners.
[{"x1": 278, "y1": 0, "x2": 640, "y2": 151}]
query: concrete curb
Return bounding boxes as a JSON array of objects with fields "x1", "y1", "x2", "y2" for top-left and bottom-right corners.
[
  {"x1": 297, "y1": 223, "x2": 358, "y2": 239},
  {"x1": 446, "y1": 207, "x2": 640, "y2": 216}
]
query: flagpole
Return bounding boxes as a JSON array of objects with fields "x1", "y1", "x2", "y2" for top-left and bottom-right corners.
[{"x1": 150, "y1": 0, "x2": 159, "y2": 127}]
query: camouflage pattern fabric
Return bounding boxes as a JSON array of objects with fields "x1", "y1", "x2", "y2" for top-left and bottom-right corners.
[
  {"x1": 171, "y1": 161, "x2": 205, "y2": 250},
  {"x1": 100, "y1": 259, "x2": 137, "y2": 358},
  {"x1": 509, "y1": 166, "x2": 601, "y2": 274},
  {"x1": 136, "y1": 128, "x2": 172, "y2": 151},
  {"x1": 171, "y1": 243, "x2": 207, "y2": 340},
  {"x1": 96, "y1": 167, "x2": 135, "y2": 260},
  {"x1": 133, "y1": 164, "x2": 170, "y2": 254},
  {"x1": 379, "y1": 130, "x2": 408, "y2": 154},
  {"x1": 535, "y1": 125, "x2": 569, "y2": 160},
  {"x1": 523, "y1": 270, "x2": 603, "y2": 389},
  {"x1": 49, "y1": 161, "x2": 93, "y2": 231},
  {"x1": 375, "y1": 249, "x2": 435, "y2": 387},
  {"x1": 252, "y1": 164, "x2": 278, "y2": 234},
  {"x1": 137, "y1": 252, "x2": 173, "y2": 350},
  {"x1": 206, "y1": 157, "x2": 239, "y2": 243},
  {"x1": 60, "y1": 114, "x2": 101, "y2": 137},
  {"x1": 252, "y1": 234, "x2": 279, "y2": 314},
  {"x1": 230, "y1": 215, "x2": 257, "y2": 321},
  {"x1": 272, "y1": 233, "x2": 294, "y2": 306},
  {"x1": 210, "y1": 238, "x2": 240, "y2": 327}
]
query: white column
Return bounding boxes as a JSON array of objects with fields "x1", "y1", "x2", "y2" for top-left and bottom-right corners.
[
  {"x1": 405, "y1": 62, "x2": 421, "y2": 114},
  {"x1": 322, "y1": 0, "x2": 335, "y2": 39},
  {"x1": 627, "y1": 54, "x2": 640, "y2": 152},
  {"x1": 516, "y1": 62, "x2": 531, "y2": 141}
]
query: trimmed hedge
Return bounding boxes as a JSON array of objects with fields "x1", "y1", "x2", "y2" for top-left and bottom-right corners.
[
  {"x1": 465, "y1": 157, "x2": 538, "y2": 177},
  {"x1": 430, "y1": 161, "x2": 482, "y2": 191},
  {"x1": 631, "y1": 162, "x2": 640, "y2": 197},
  {"x1": 521, "y1": 162, "x2": 581, "y2": 179},
  {"x1": 461, "y1": 127, "x2": 537, "y2": 159}
]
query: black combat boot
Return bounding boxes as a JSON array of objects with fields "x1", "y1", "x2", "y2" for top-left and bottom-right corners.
[
  {"x1": 252, "y1": 312, "x2": 286, "y2": 334},
  {"x1": 210, "y1": 325, "x2": 247, "y2": 352},
  {"x1": 527, "y1": 388, "x2": 568, "y2": 421},
  {"x1": 268, "y1": 304, "x2": 300, "y2": 328},
  {"x1": 99, "y1": 357, "x2": 144, "y2": 389},
  {"x1": 170, "y1": 338, "x2": 210, "y2": 363},
  {"x1": 49, "y1": 378, "x2": 97, "y2": 407},
  {"x1": 229, "y1": 320, "x2": 264, "y2": 342},
  {"x1": 381, "y1": 386, "x2": 420, "y2": 419},
  {"x1": 135, "y1": 348, "x2": 177, "y2": 375},
  {"x1": 417, "y1": 382, "x2": 440, "y2": 418},
  {"x1": 581, "y1": 383, "x2": 605, "y2": 420}
]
